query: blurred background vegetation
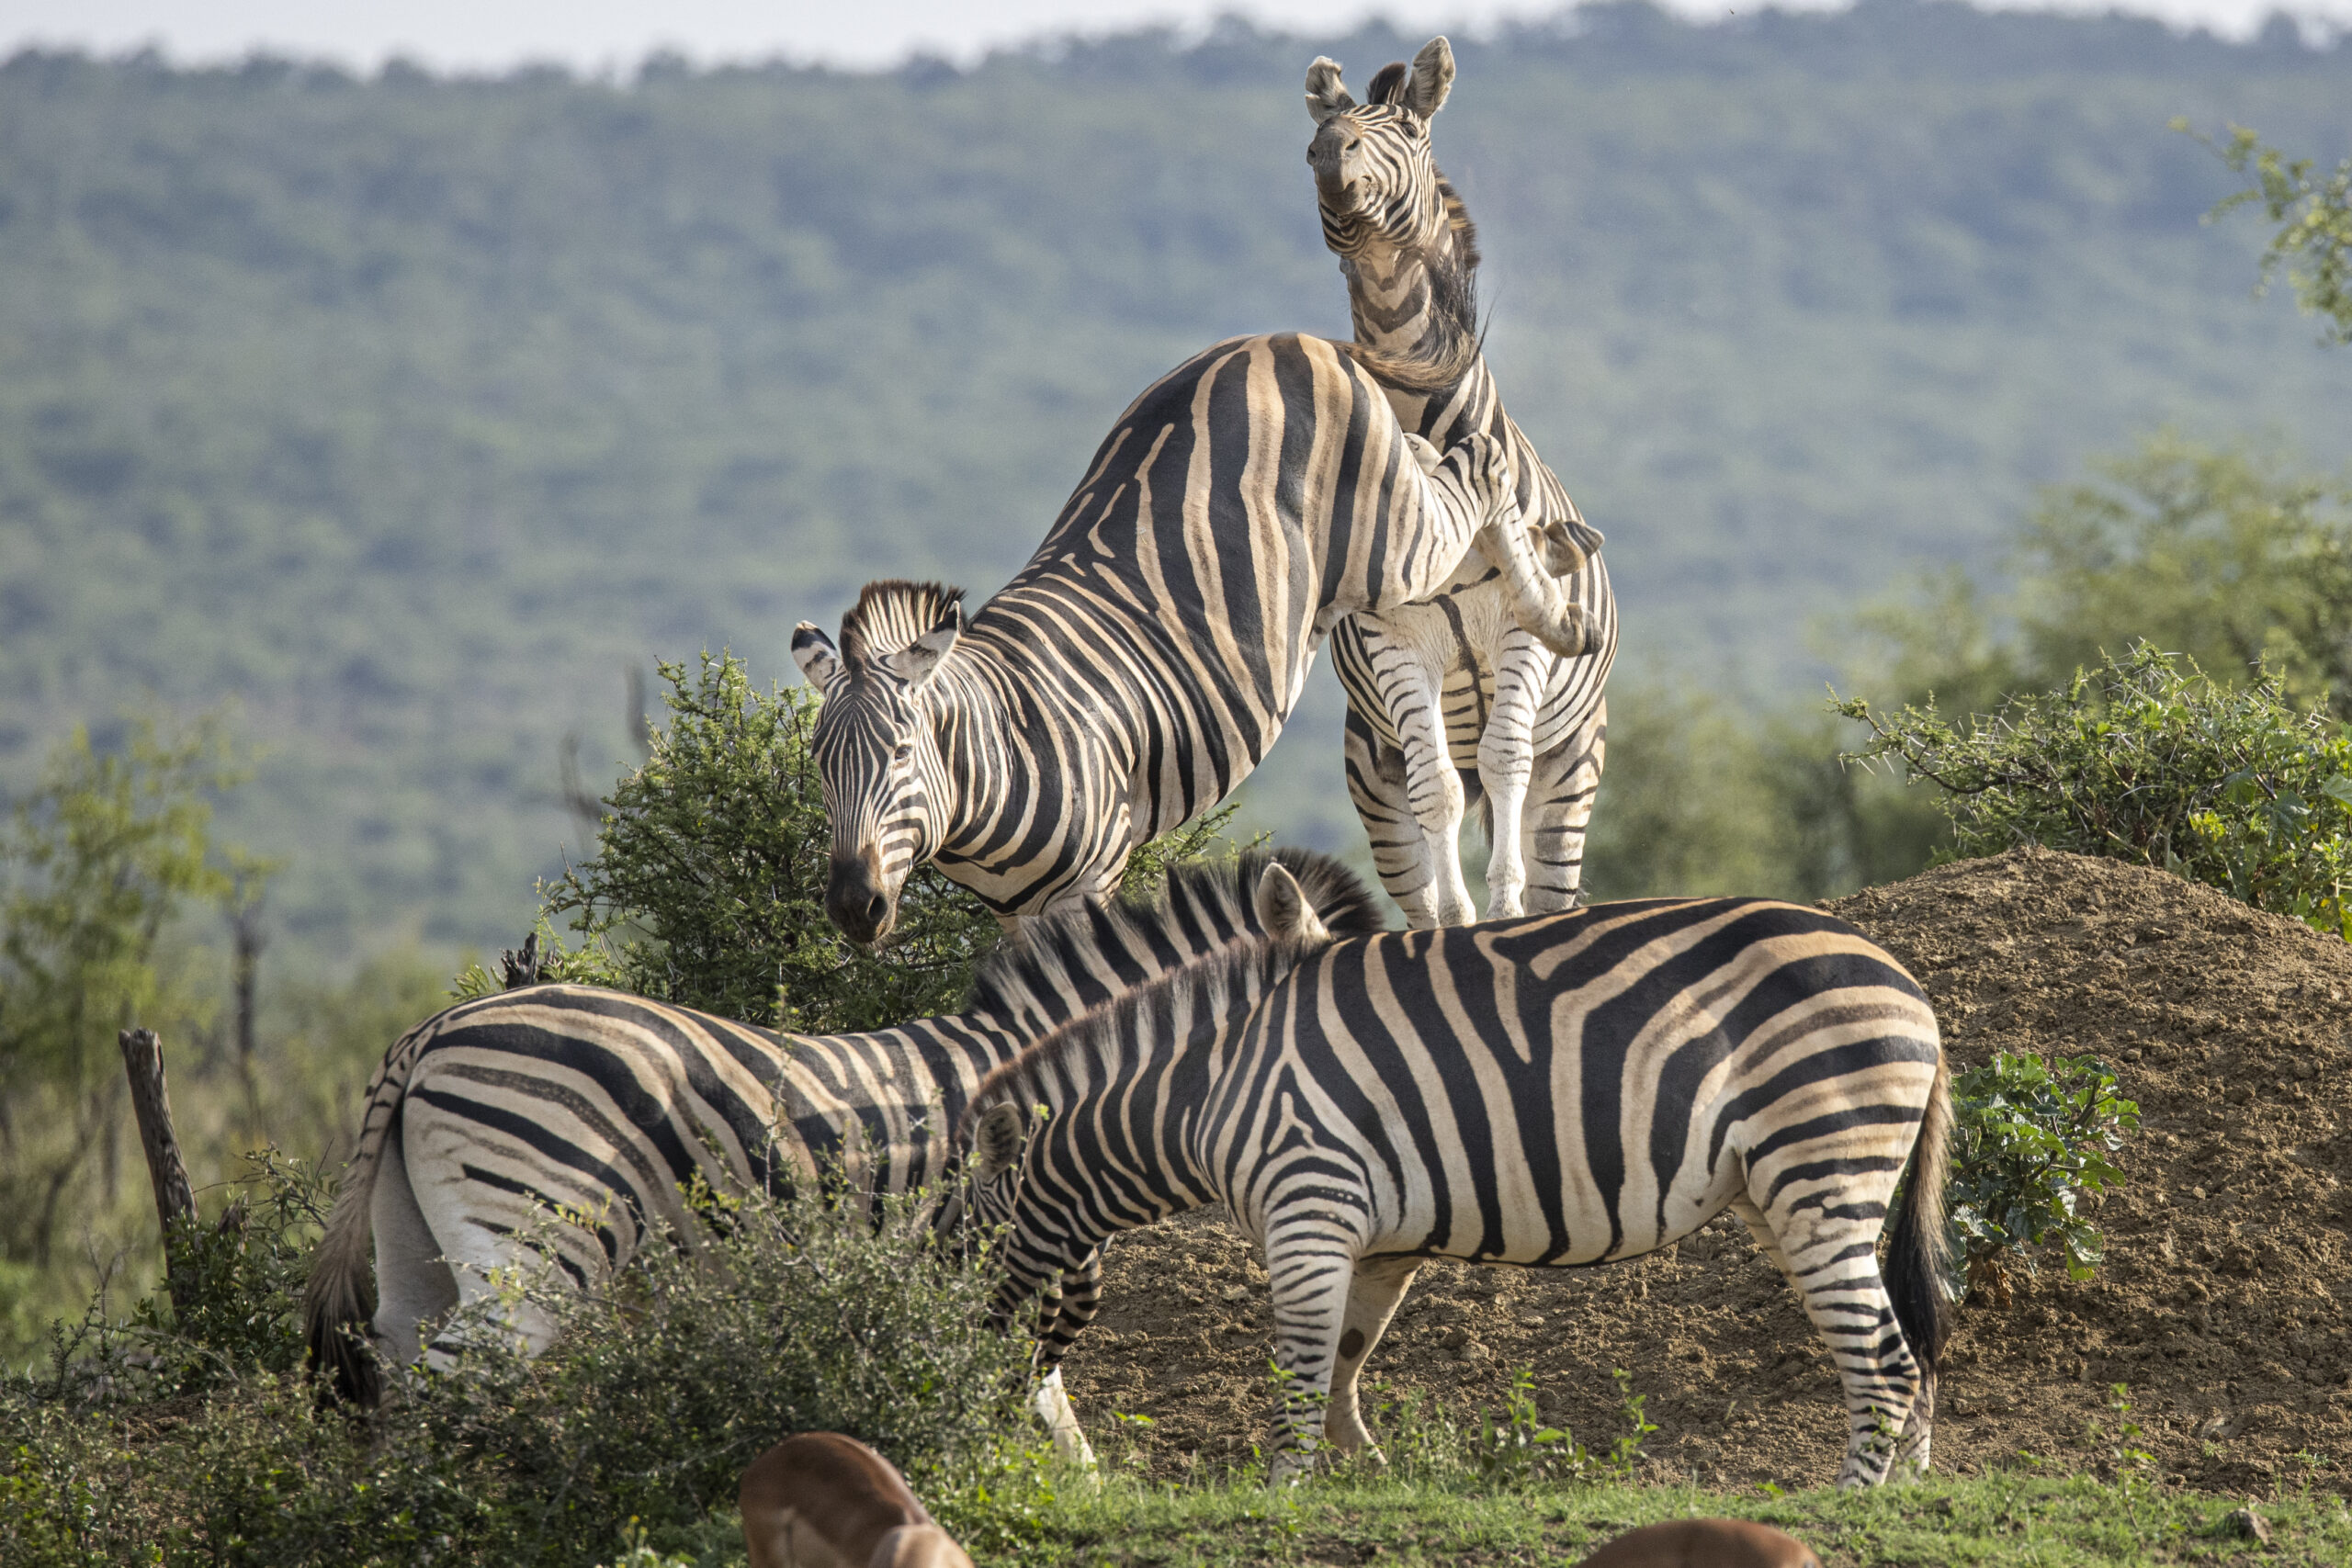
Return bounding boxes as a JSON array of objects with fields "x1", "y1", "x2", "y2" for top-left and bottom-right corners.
[{"x1": 1, "y1": 0, "x2": 2348, "y2": 1348}]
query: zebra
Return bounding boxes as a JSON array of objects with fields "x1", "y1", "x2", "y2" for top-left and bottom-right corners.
[
  {"x1": 300, "y1": 848, "x2": 1385, "y2": 1461},
  {"x1": 1308, "y1": 38, "x2": 1619, "y2": 927},
  {"x1": 790, "y1": 329, "x2": 1600, "y2": 947},
  {"x1": 951, "y1": 853, "x2": 1952, "y2": 1488}
]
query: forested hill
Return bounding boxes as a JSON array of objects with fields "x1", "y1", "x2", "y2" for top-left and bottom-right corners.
[{"x1": 3, "y1": 2, "x2": 2348, "y2": 957}]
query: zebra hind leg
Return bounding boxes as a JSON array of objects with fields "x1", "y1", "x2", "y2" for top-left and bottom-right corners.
[
  {"x1": 1521, "y1": 701, "x2": 1604, "y2": 912},
  {"x1": 1476, "y1": 629, "x2": 1552, "y2": 919},
  {"x1": 1746, "y1": 1190, "x2": 1927, "y2": 1488},
  {"x1": 1323, "y1": 1255, "x2": 1422, "y2": 1461},
  {"x1": 1343, "y1": 706, "x2": 1443, "y2": 928}
]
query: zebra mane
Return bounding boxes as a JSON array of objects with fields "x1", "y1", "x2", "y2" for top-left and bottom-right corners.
[
  {"x1": 960, "y1": 848, "x2": 1384, "y2": 1041},
  {"x1": 959, "y1": 923, "x2": 1312, "y2": 1145},
  {"x1": 839, "y1": 580, "x2": 965, "y2": 667}
]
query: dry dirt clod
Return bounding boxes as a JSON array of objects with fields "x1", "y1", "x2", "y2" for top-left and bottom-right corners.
[{"x1": 2222, "y1": 1506, "x2": 2270, "y2": 1544}]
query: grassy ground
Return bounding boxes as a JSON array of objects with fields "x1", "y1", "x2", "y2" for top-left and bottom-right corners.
[{"x1": 652, "y1": 1471, "x2": 2352, "y2": 1567}]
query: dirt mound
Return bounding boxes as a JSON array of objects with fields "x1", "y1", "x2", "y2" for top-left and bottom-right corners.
[{"x1": 1060, "y1": 848, "x2": 2352, "y2": 1493}]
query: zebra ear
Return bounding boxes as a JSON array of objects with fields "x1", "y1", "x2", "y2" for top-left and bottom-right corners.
[
  {"x1": 791, "y1": 623, "x2": 842, "y2": 690},
  {"x1": 972, "y1": 1100, "x2": 1029, "y2": 1180},
  {"x1": 1255, "y1": 862, "x2": 1332, "y2": 944},
  {"x1": 1305, "y1": 57, "x2": 1354, "y2": 124},
  {"x1": 879, "y1": 605, "x2": 962, "y2": 690},
  {"x1": 1402, "y1": 37, "x2": 1455, "y2": 120}
]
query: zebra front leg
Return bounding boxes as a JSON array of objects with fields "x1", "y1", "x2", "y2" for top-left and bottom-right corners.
[
  {"x1": 1260, "y1": 1225, "x2": 1365, "y2": 1486},
  {"x1": 1477, "y1": 629, "x2": 1553, "y2": 919},
  {"x1": 1521, "y1": 699, "x2": 1604, "y2": 912},
  {"x1": 1031, "y1": 1253, "x2": 1103, "y2": 1473},
  {"x1": 1323, "y1": 1255, "x2": 1421, "y2": 1461}
]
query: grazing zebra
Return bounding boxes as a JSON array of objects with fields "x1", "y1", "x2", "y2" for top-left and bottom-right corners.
[
  {"x1": 1309, "y1": 38, "x2": 1619, "y2": 926},
  {"x1": 953, "y1": 854, "x2": 1951, "y2": 1488},
  {"x1": 791, "y1": 330, "x2": 1599, "y2": 946},
  {"x1": 300, "y1": 849, "x2": 1385, "y2": 1455}
]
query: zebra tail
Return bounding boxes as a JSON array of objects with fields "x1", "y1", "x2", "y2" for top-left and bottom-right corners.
[
  {"x1": 1885, "y1": 1053, "x2": 1953, "y2": 1382},
  {"x1": 302, "y1": 1026, "x2": 423, "y2": 1407}
]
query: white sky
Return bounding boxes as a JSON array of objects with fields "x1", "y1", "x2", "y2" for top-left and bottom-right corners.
[{"x1": 4, "y1": 0, "x2": 2345, "y2": 74}]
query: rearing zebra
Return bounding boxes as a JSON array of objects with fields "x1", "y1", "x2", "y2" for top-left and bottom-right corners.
[
  {"x1": 791, "y1": 331, "x2": 1597, "y2": 945},
  {"x1": 300, "y1": 850, "x2": 1385, "y2": 1446},
  {"x1": 953, "y1": 853, "x2": 1951, "y2": 1488},
  {"x1": 1311, "y1": 38, "x2": 1619, "y2": 926}
]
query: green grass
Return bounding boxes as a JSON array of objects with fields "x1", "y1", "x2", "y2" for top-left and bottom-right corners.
[{"x1": 651, "y1": 1472, "x2": 2352, "y2": 1566}]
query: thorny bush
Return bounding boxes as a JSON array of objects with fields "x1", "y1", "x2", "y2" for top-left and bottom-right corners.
[{"x1": 1946, "y1": 1052, "x2": 2141, "y2": 1304}]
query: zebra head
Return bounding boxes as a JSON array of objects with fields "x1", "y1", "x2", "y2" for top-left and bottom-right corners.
[
  {"x1": 1305, "y1": 38, "x2": 1465, "y2": 270},
  {"x1": 791, "y1": 580, "x2": 966, "y2": 945}
]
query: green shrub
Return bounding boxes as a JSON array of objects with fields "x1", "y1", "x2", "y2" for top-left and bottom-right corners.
[
  {"x1": 0, "y1": 1156, "x2": 1046, "y2": 1566},
  {"x1": 1839, "y1": 643, "x2": 2352, "y2": 937},
  {"x1": 1947, "y1": 1052, "x2": 2140, "y2": 1303}
]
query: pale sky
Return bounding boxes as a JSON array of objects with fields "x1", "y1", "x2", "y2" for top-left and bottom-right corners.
[{"x1": 4, "y1": 0, "x2": 2345, "y2": 74}]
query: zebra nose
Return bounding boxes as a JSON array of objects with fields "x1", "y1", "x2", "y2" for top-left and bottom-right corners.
[{"x1": 826, "y1": 858, "x2": 895, "y2": 944}]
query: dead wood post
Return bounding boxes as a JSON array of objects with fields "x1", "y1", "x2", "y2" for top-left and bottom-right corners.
[{"x1": 119, "y1": 1027, "x2": 198, "y2": 1306}]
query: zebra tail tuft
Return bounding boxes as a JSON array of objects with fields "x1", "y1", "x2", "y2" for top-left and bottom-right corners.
[
  {"x1": 301, "y1": 1033, "x2": 421, "y2": 1407},
  {"x1": 1886, "y1": 1052, "x2": 1953, "y2": 1378}
]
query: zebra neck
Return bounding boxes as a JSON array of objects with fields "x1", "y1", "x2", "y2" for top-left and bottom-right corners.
[{"x1": 1342, "y1": 224, "x2": 1474, "y2": 381}]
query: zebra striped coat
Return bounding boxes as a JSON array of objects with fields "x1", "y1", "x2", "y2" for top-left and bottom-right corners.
[
  {"x1": 300, "y1": 850, "x2": 1385, "y2": 1414},
  {"x1": 956, "y1": 855, "x2": 1951, "y2": 1488},
  {"x1": 790, "y1": 331, "x2": 1597, "y2": 945},
  {"x1": 1309, "y1": 39, "x2": 1618, "y2": 926}
]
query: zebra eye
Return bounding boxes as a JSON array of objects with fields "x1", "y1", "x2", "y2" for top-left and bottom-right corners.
[{"x1": 893, "y1": 741, "x2": 914, "y2": 762}]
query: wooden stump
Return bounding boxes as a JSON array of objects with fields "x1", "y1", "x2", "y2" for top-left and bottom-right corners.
[{"x1": 118, "y1": 1027, "x2": 198, "y2": 1306}]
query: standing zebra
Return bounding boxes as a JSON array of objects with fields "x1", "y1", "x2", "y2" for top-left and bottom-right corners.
[
  {"x1": 1310, "y1": 39, "x2": 1619, "y2": 926},
  {"x1": 954, "y1": 854, "x2": 1951, "y2": 1488},
  {"x1": 301, "y1": 850, "x2": 1384, "y2": 1450},
  {"x1": 791, "y1": 331, "x2": 1597, "y2": 946}
]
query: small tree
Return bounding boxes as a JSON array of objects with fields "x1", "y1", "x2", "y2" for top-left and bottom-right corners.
[
  {"x1": 0, "y1": 718, "x2": 241, "y2": 1277},
  {"x1": 2178, "y1": 120, "x2": 2352, "y2": 345}
]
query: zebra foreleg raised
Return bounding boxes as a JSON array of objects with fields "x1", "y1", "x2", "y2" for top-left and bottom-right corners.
[{"x1": 1322, "y1": 1255, "x2": 1422, "y2": 1460}]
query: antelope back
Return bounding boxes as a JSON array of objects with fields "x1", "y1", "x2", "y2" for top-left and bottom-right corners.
[{"x1": 1577, "y1": 1517, "x2": 1821, "y2": 1568}]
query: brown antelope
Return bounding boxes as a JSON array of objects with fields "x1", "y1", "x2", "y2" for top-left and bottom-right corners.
[
  {"x1": 738, "y1": 1433, "x2": 973, "y2": 1568},
  {"x1": 1578, "y1": 1518, "x2": 1822, "y2": 1568}
]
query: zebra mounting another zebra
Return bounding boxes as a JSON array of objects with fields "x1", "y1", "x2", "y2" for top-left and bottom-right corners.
[
  {"x1": 300, "y1": 849, "x2": 1384, "y2": 1463},
  {"x1": 1311, "y1": 38, "x2": 1618, "y2": 927},
  {"x1": 949, "y1": 852, "x2": 1952, "y2": 1488},
  {"x1": 792, "y1": 329, "x2": 1600, "y2": 946}
]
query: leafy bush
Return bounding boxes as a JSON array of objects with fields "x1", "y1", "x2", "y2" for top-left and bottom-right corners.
[
  {"x1": 127, "y1": 1148, "x2": 335, "y2": 1393},
  {"x1": 1947, "y1": 1052, "x2": 2141, "y2": 1304},
  {"x1": 0, "y1": 1157, "x2": 1046, "y2": 1566},
  {"x1": 1839, "y1": 643, "x2": 2352, "y2": 937}
]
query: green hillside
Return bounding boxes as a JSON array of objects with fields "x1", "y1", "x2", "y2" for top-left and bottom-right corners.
[{"x1": 3, "y1": 3, "x2": 2348, "y2": 956}]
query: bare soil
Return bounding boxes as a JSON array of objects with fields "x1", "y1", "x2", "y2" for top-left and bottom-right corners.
[{"x1": 1058, "y1": 847, "x2": 2352, "y2": 1494}]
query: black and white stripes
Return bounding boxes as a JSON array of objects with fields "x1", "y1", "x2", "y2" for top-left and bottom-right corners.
[
  {"x1": 300, "y1": 850, "x2": 1385, "y2": 1415},
  {"x1": 957, "y1": 853, "x2": 1951, "y2": 1488},
  {"x1": 1308, "y1": 38, "x2": 1618, "y2": 926},
  {"x1": 790, "y1": 325, "x2": 1599, "y2": 945}
]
